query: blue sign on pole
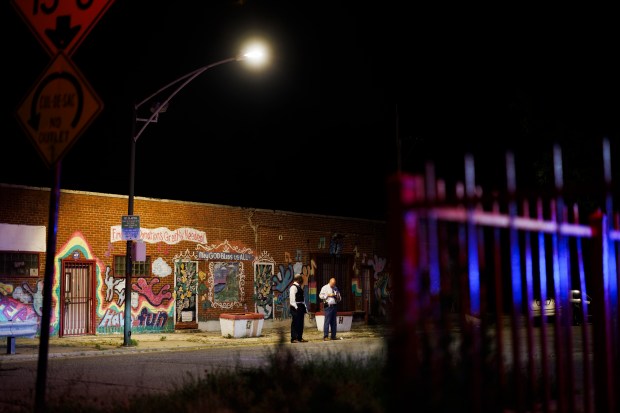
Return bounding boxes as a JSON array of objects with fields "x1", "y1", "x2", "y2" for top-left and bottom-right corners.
[{"x1": 121, "y1": 215, "x2": 140, "y2": 241}]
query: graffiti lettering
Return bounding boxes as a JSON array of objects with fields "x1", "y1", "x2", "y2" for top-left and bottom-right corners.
[
  {"x1": 0, "y1": 295, "x2": 39, "y2": 322},
  {"x1": 136, "y1": 307, "x2": 168, "y2": 327},
  {"x1": 98, "y1": 308, "x2": 130, "y2": 328},
  {"x1": 110, "y1": 226, "x2": 207, "y2": 244}
]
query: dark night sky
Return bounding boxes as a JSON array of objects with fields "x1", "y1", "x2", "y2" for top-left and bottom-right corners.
[{"x1": 3, "y1": 2, "x2": 620, "y2": 220}]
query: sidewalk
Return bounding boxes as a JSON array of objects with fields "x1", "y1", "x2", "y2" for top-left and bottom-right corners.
[{"x1": 0, "y1": 319, "x2": 391, "y2": 362}]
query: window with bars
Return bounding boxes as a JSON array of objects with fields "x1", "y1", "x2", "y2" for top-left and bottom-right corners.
[
  {"x1": 113, "y1": 255, "x2": 151, "y2": 276},
  {"x1": 0, "y1": 251, "x2": 40, "y2": 276}
]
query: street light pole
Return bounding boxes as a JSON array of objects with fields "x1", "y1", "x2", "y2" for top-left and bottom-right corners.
[
  {"x1": 123, "y1": 49, "x2": 267, "y2": 346},
  {"x1": 124, "y1": 104, "x2": 137, "y2": 346}
]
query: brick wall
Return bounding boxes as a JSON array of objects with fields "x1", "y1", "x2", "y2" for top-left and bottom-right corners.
[{"x1": 0, "y1": 183, "x2": 387, "y2": 335}]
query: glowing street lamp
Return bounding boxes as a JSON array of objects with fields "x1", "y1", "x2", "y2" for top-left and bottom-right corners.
[{"x1": 123, "y1": 42, "x2": 269, "y2": 346}]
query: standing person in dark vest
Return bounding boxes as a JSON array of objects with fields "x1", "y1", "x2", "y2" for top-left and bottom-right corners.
[
  {"x1": 289, "y1": 274, "x2": 308, "y2": 343},
  {"x1": 319, "y1": 277, "x2": 341, "y2": 340}
]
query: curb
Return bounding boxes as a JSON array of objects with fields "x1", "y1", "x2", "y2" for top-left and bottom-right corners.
[{"x1": 1, "y1": 323, "x2": 390, "y2": 363}]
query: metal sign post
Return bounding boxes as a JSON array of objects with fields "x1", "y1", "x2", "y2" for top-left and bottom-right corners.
[{"x1": 11, "y1": 1, "x2": 114, "y2": 410}]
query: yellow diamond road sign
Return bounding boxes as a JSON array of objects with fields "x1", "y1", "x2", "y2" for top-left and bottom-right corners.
[{"x1": 16, "y1": 53, "x2": 103, "y2": 167}]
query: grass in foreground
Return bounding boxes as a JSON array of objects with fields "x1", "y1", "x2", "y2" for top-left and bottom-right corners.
[{"x1": 45, "y1": 340, "x2": 388, "y2": 413}]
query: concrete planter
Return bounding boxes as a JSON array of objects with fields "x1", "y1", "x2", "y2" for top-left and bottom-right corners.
[
  {"x1": 219, "y1": 313, "x2": 264, "y2": 338},
  {"x1": 314, "y1": 311, "x2": 353, "y2": 333}
]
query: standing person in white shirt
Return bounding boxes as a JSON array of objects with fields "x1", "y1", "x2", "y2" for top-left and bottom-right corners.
[
  {"x1": 289, "y1": 274, "x2": 308, "y2": 343},
  {"x1": 319, "y1": 277, "x2": 341, "y2": 341}
]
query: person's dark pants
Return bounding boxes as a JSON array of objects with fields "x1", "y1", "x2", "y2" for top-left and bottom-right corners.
[
  {"x1": 323, "y1": 304, "x2": 337, "y2": 339},
  {"x1": 290, "y1": 305, "x2": 305, "y2": 341}
]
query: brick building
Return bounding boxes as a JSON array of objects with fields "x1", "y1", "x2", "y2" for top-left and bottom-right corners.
[{"x1": 0, "y1": 183, "x2": 389, "y2": 337}]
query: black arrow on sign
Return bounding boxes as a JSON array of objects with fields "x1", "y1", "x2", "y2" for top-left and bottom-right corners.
[
  {"x1": 28, "y1": 71, "x2": 84, "y2": 131},
  {"x1": 45, "y1": 15, "x2": 81, "y2": 51}
]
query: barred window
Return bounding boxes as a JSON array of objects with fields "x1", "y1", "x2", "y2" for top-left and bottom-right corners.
[
  {"x1": 113, "y1": 255, "x2": 151, "y2": 277},
  {"x1": 0, "y1": 251, "x2": 40, "y2": 276}
]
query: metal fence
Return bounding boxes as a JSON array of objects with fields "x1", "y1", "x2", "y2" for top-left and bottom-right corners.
[{"x1": 386, "y1": 139, "x2": 619, "y2": 413}]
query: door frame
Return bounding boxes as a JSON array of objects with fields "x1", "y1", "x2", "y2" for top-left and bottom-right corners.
[
  {"x1": 309, "y1": 253, "x2": 353, "y2": 312},
  {"x1": 59, "y1": 258, "x2": 96, "y2": 337}
]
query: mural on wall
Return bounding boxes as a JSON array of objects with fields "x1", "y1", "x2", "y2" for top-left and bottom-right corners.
[
  {"x1": 174, "y1": 249, "x2": 209, "y2": 313},
  {"x1": 329, "y1": 233, "x2": 344, "y2": 255},
  {"x1": 55, "y1": 232, "x2": 108, "y2": 336},
  {"x1": 133, "y1": 277, "x2": 172, "y2": 306},
  {"x1": 97, "y1": 237, "x2": 174, "y2": 334},
  {"x1": 271, "y1": 261, "x2": 308, "y2": 319},
  {"x1": 103, "y1": 266, "x2": 125, "y2": 306},
  {"x1": 368, "y1": 254, "x2": 391, "y2": 318},
  {"x1": 351, "y1": 244, "x2": 364, "y2": 311},
  {"x1": 110, "y1": 226, "x2": 207, "y2": 245},
  {"x1": 207, "y1": 261, "x2": 244, "y2": 309},
  {"x1": 195, "y1": 240, "x2": 253, "y2": 311},
  {"x1": 152, "y1": 257, "x2": 172, "y2": 278},
  {"x1": 174, "y1": 260, "x2": 198, "y2": 323},
  {"x1": 351, "y1": 277, "x2": 363, "y2": 311},
  {"x1": 272, "y1": 262, "x2": 295, "y2": 320},
  {"x1": 352, "y1": 245, "x2": 360, "y2": 276},
  {"x1": 104, "y1": 225, "x2": 204, "y2": 332},
  {"x1": 0, "y1": 281, "x2": 41, "y2": 323},
  {"x1": 300, "y1": 259, "x2": 316, "y2": 303},
  {"x1": 214, "y1": 262, "x2": 240, "y2": 302},
  {"x1": 13, "y1": 280, "x2": 44, "y2": 315},
  {"x1": 98, "y1": 261, "x2": 174, "y2": 333},
  {"x1": 253, "y1": 251, "x2": 275, "y2": 319}
]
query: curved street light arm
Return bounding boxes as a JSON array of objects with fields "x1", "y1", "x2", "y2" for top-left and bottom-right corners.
[
  {"x1": 133, "y1": 56, "x2": 240, "y2": 142},
  {"x1": 134, "y1": 66, "x2": 206, "y2": 111},
  {"x1": 123, "y1": 52, "x2": 258, "y2": 347}
]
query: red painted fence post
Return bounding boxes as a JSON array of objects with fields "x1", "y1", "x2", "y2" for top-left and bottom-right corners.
[
  {"x1": 588, "y1": 210, "x2": 616, "y2": 413},
  {"x1": 386, "y1": 172, "x2": 425, "y2": 410}
]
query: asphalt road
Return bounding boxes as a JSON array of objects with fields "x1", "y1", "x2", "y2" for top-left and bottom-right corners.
[
  {"x1": 0, "y1": 335, "x2": 387, "y2": 412},
  {"x1": 0, "y1": 318, "x2": 597, "y2": 412}
]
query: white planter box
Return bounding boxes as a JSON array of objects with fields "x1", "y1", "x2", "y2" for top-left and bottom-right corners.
[
  {"x1": 219, "y1": 313, "x2": 264, "y2": 338},
  {"x1": 314, "y1": 311, "x2": 353, "y2": 332}
]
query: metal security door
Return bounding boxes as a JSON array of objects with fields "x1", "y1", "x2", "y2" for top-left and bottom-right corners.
[
  {"x1": 61, "y1": 261, "x2": 94, "y2": 336},
  {"x1": 312, "y1": 254, "x2": 353, "y2": 312}
]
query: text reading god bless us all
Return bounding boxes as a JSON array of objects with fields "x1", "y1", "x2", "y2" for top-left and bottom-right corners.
[{"x1": 197, "y1": 252, "x2": 254, "y2": 261}]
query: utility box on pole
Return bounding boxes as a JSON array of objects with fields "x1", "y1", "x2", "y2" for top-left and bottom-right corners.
[{"x1": 132, "y1": 240, "x2": 146, "y2": 262}]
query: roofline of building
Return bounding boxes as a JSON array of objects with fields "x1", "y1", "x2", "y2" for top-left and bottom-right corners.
[{"x1": 0, "y1": 182, "x2": 386, "y2": 224}]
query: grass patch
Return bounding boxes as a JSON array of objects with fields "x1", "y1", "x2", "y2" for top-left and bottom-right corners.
[{"x1": 118, "y1": 338, "x2": 139, "y2": 347}]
